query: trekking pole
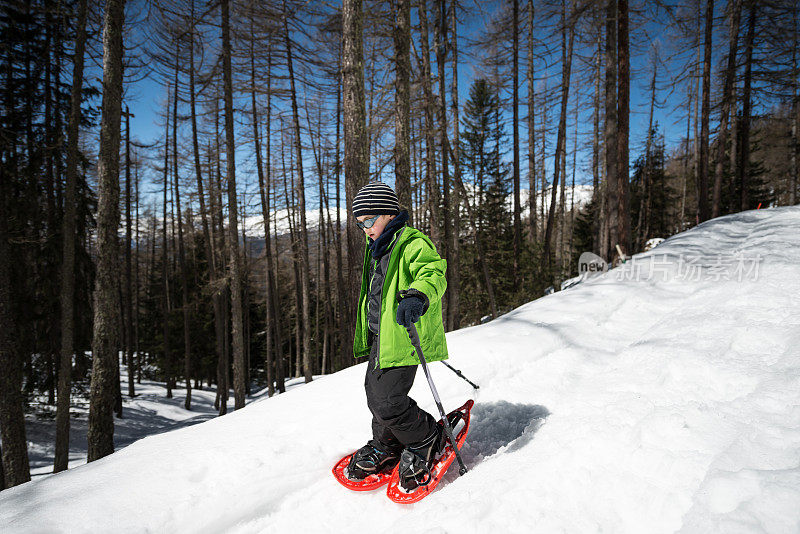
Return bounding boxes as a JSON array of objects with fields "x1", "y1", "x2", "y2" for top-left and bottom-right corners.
[
  {"x1": 441, "y1": 361, "x2": 479, "y2": 390},
  {"x1": 406, "y1": 323, "x2": 468, "y2": 476}
]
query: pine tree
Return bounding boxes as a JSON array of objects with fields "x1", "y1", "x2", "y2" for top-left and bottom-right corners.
[{"x1": 459, "y1": 79, "x2": 511, "y2": 323}]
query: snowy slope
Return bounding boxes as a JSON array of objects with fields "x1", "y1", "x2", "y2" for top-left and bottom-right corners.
[{"x1": 2, "y1": 207, "x2": 800, "y2": 533}]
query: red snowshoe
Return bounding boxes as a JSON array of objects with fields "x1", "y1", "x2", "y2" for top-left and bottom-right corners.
[
  {"x1": 385, "y1": 399, "x2": 473, "y2": 504},
  {"x1": 332, "y1": 448, "x2": 397, "y2": 491}
]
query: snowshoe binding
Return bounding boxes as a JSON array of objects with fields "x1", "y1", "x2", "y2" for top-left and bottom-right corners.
[
  {"x1": 332, "y1": 440, "x2": 401, "y2": 491},
  {"x1": 386, "y1": 399, "x2": 474, "y2": 504},
  {"x1": 348, "y1": 440, "x2": 402, "y2": 480}
]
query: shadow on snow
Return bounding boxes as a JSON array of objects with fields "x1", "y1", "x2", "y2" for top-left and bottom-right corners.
[{"x1": 437, "y1": 400, "x2": 550, "y2": 490}]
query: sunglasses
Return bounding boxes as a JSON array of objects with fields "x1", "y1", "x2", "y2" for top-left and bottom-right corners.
[{"x1": 355, "y1": 214, "x2": 381, "y2": 230}]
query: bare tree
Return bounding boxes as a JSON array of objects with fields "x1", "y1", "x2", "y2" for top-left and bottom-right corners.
[
  {"x1": 0, "y1": 153, "x2": 30, "y2": 487},
  {"x1": 617, "y1": 0, "x2": 630, "y2": 254},
  {"x1": 55, "y1": 0, "x2": 89, "y2": 474},
  {"x1": 527, "y1": 0, "x2": 536, "y2": 243},
  {"x1": 221, "y1": 0, "x2": 247, "y2": 409},
  {"x1": 542, "y1": 0, "x2": 576, "y2": 275},
  {"x1": 792, "y1": 0, "x2": 799, "y2": 206},
  {"x1": 343, "y1": 0, "x2": 369, "y2": 302},
  {"x1": 283, "y1": 7, "x2": 314, "y2": 383},
  {"x1": 394, "y1": 0, "x2": 412, "y2": 215},
  {"x1": 604, "y1": 0, "x2": 618, "y2": 258},
  {"x1": 435, "y1": 0, "x2": 452, "y2": 328},
  {"x1": 162, "y1": 93, "x2": 173, "y2": 399},
  {"x1": 737, "y1": 0, "x2": 757, "y2": 211},
  {"x1": 712, "y1": 0, "x2": 743, "y2": 218},
  {"x1": 418, "y1": 0, "x2": 440, "y2": 247},
  {"x1": 449, "y1": 0, "x2": 461, "y2": 329},
  {"x1": 172, "y1": 52, "x2": 192, "y2": 410},
  {"x1": 592, "y1": 12, "x2": 602, "y2": 254},
  {"x1": 698, "y1": 0, "x2": 714, "y2": 222},
  {"x1": 124, "y1": 106, "x2": 135, "y2": 400},
  {"x1": 512, "y1": 0, "x2": 521, "y2": 282},
  {"x1": 87, "y1": 0, "x2": 126, "y2": 462}
]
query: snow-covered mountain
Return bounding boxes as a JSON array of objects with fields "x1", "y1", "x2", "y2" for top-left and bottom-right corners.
[
  {"x1": 520, "y1": 184, "x2": 594, "y2": 213},
  {"x1": 2, "y1": 206, "x2": 799, "y2": 533},
  {"x1": 243, "y1": 206, "x2": 349, "y2": 238}
]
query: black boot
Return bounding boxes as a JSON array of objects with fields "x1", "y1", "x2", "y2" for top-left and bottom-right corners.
[
  {"x1": 347, "y1": 440, "x2": 402, "y2": 480},
  {"x1": 398, "y1": 412, "x2": 461, "y2": 491}
]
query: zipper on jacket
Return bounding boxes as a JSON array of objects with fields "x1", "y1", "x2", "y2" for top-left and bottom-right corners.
[{"x1": 373, "y1": 228, "x2": 405, "y2": 370}]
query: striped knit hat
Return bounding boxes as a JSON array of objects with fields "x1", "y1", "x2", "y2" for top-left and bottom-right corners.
[{"x1": 352, "y1": 181, "x2": 400, "y2": 217}]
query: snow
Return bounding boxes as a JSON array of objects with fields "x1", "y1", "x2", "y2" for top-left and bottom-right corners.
[
  {"x1": 2, "y1": 206, "x2": 800, "y2": 533},
  {"x1": 22, "y1": 375, "x2": 310, "y2": 481}
]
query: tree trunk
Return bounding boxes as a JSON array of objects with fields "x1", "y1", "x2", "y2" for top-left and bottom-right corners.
[
  {"x1": 271, "y1": 168, "x2": 285, "y2": 392},
  {"x1": 283, "y1": 12, "x2": 313, "y2": 384},
  {"x1": 592, "y1": 24, "x2": 601, "y2": 254},
  {"x1": 449, "y1": 0, "x2": 461, "y2": 329},
  {"x1": 792, "y1": 0, "x2": 798, "y2": 206},
  {"x1": 394, "y1": 0, "x2": 412, "y2": 217},
  {"x1": 87, "y1": 0, "x2": 126, "y2": 463},
  {"x1": 435, "y1": 0, "x2": 451, "y2": 329},
  {"x1": 418, "y1": 0, "x2": 440, "y2": 247},
  {"x1": 712, "y1": 0, "x2": 742, "y2": 218},
  {"x1": 512, "y1": 0, "x2": 522, "y2": 283},
  {"x1": 0, "y1": 170, "x2": 30, "y2": 486},
  {"x1": 681, "y1": 66, "x2": 694, "y2": 229},
  {"x1": 694, "y1": 20, "x2": 701, "y2": 223},
  {"x1": 343, "y1": 0, "x2": 369, "y2": 310},
  {"x1": 251, "y1": 41, "x2": 276, "y2": 396},
  {"x1": 44, "y1": 12, "x2": 57, "y2": 409},
  {"x1": 134, "y1": 163, "x2": 141, "y2": 384},
  {"x1": 528, "y1": 0, "x2": 536, "y2": 243},
  {"x1": 636, "y1": 58, "x2": 657, "y2": 249},
  {"x1": 308, "y1": 118, "x2": 333, "y2": 374},
  {"x1": 617, "y1": 0, "x2": 630, "y2": 254},
  {"x1": 124, "y1": 106, "x2": 135, "y2": 400},
  {"x1": 281, "y1": 143, "x2": 301, "y2": 380},
  {"x1": 604, "y1": 0, "x2": 619, "y2": 258},
  {"x1": 542, "y1": 0, "x2": 575, "y2": 275},
  {"x1": 55, "y1": 0, "x2": 88, "y2": 474},
  {"x1": 209, "y1": 127, "x2": 228, "y2": 415},
  {"x1": 221, "y1": 0, "x2": 247, "y2": 409},
  {"x1": 698, "y1": 0, "x2": 714, "y2": 222},
  {"x1": 335, "y1": 80, "x2": 348, "y2": 375},
  {"x1": 738, "y1": 0, "x2": 756, "y2": 212},
  {"x1": 172, "y1": 54, "x2": 192, "y2": 410},
  {"x1": 241, "y1": 203, "x2": 251, "y2": 393},
  {"x1": 188, "y1": 1, "x2": 225, "y2": 403},
  {"x1": 541, "y1": 76, "x2": 550, "y2": 253},
  {"x1": 567, "y1": 102, "x2": 578, "y2": 272},
  {"x1": 162, "y1": 93, "x2": 173, "y2": 400}
]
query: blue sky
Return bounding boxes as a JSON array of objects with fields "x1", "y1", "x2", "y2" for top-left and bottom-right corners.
[{"x1": 115, "y1": 0, "x2": 753, "y2": 214}]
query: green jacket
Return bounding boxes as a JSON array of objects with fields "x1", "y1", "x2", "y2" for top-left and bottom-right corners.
[{"x1": 353, "y1": 226, "x2": 449, "y2": 368}]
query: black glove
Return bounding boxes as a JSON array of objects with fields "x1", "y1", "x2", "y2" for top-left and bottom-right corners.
[{"x1": 396, "y1": 290, "x2": 429, "y2": 328}]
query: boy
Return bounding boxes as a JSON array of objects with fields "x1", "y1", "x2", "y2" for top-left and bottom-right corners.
[{"x1": 347, "y1": 181, "x2": 450, "y2": 490}]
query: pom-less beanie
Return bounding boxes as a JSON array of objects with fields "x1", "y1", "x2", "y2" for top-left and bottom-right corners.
[{"x1": 352, "y1": 181, "x2": 400, "y2": 217}]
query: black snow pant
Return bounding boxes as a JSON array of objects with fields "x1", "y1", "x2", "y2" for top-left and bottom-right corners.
[{"x1": 365, "y1": 339, "x2": 436, "y2": 449}]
